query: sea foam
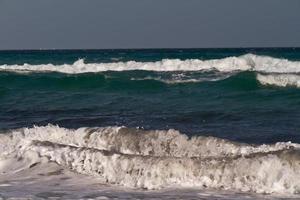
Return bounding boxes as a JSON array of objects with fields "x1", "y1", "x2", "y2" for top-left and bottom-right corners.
[{"x1": 1, "y1": 125, "x2": 300, "y2": 194}]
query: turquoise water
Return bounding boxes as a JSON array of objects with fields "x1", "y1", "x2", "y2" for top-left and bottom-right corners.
[{"x1": 1, "y1": 48, "x2": 300, "y2": 144}]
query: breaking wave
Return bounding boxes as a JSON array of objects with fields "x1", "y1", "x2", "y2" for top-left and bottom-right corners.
[
  {"x1": 257, "y1": 73, "x2": 300, "y2": 88},
  {"x1": 0, "y1": 54, "x2": 299, "y2": 74},
  {"x1": 2, "y1": 54, "x2": 300, "y2": 88},
  {"x1": 1, "y1": 125, "x2": 300, "y2": 194}
]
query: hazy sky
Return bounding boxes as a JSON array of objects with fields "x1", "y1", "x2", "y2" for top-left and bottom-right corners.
[{"x1": 0, "y1": 0, "x2": 300, "y2": 49}]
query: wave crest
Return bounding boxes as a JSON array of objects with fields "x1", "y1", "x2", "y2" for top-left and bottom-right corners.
[
  {"x1": 0, "y1": 54, "x2": 300, "y2": 74},
  {"x1": 2, "y1": 54, "x2": 300, "y2": 88}
]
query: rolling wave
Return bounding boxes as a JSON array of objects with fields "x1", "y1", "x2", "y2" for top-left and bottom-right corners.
[
  {"x1": 1, "y1": 54, "x2": 300, "y2": 88},
  {"x1": 0, "y1": 54, "x2": 299, "y2": 74},
  {"x1": 1, "y1": 125, "x2": 300, "y2": 194}
]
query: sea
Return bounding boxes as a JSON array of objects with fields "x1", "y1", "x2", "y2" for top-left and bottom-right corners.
[{"x1": 1, "y1": 48, "x2": 300, "y2": 199}]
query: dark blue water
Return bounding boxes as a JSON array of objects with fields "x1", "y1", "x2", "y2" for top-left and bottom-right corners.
[{"x1": 1, "y1": 48, "x2": 300, "y2": 144}]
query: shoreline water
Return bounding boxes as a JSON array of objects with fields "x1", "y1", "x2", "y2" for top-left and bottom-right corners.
[{"x1": 1, "y1": 125, "x2": 300, "y2": 198}]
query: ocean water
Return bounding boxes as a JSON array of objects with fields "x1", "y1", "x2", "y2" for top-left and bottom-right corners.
[{"x1": 1, "y1": 48, "x2": 300, "y2": 199}]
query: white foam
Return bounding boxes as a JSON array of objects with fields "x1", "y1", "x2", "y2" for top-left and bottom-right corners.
[
  {"x1": 1, "y1": 125, "x2": 300, "y2": 194},
  {"x1": 257, "y1": 73, "x2": 300, "y2": 88},
  {"x1": 0, "y1": 54, "x2": 300, "y2": 74},
  {"x1": 130, "y1": 75, "x2": 230, "y2": 84},
  {"x1": 2, "y1": 125, "x2": 298, "y2": 158}
]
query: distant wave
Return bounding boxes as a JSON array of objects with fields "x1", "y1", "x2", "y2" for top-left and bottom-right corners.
[
  {"x1": 2, "y1": 54, "x2": 300, "y2": 88},
  {"x1": 0, "y1": 54, "x2": 300, "y2": 74},
  {"x1": 1, "y1": 125, "x2": 300, "y2": 194}
]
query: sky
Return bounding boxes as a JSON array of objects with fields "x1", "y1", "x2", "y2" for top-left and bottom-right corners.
[{"x1": 0, "y1": 0, "x2": 300, "y2": 49}]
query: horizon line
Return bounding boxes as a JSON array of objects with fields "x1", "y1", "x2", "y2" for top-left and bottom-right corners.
[{"x1": 1, "y1": 47, "x2": 300, "y2": 51}]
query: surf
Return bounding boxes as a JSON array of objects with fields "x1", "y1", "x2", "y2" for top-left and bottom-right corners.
[
  {"x1": 2, "y1": 54, "x2": 300, "y2": 88},
  {"x1": 1, "y1": 125, "x2": 300, "y2": 194},
  {"x1": 0, "y1": 54, "x2": 300, "y2": 74}
]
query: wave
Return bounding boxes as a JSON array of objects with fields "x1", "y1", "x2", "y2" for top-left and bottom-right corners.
[
  {"x1": 1, "y1": 125, "x2": 300, "y2": 194},
  {"x1": 2, "y1": 54, "x2": 300, "y2": 88},
  {"x1": 0, "y1": 54, "x2": 300, "y2": 74}
]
